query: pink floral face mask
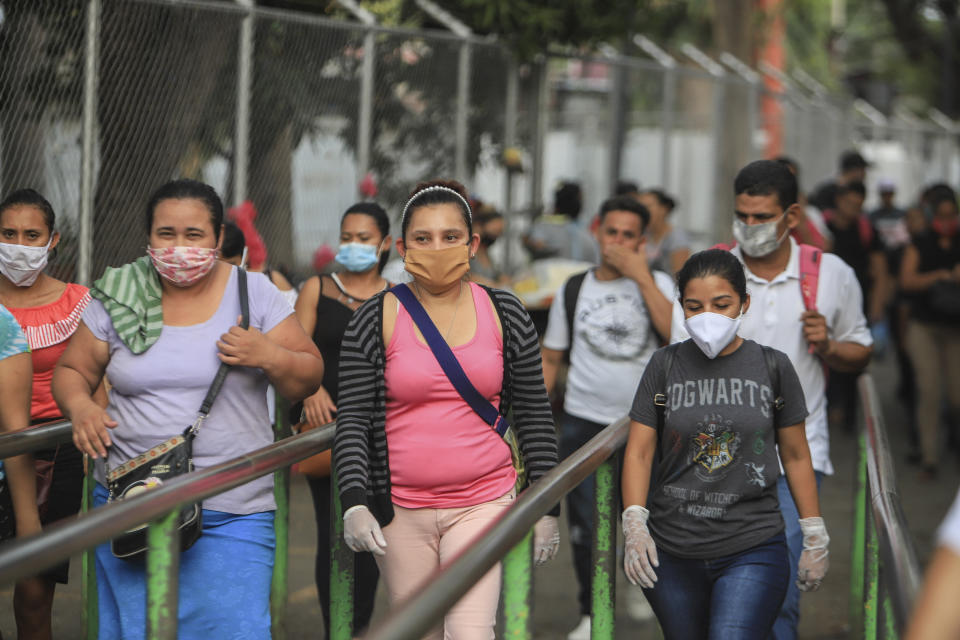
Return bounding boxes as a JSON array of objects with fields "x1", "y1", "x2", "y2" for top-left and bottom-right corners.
[{"x1": 147, "y1": 246, "x2": 217, "y2": 287}]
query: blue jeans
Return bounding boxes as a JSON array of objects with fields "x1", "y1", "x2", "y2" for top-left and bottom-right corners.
[
  {"x1": 643, "y1": 532, "x2": 790, "y2": 640},
  {"x1": 560, "y1": 411, "x2": 616, "y2": 615},
  {"x1": 771, "y1": 472, "x2": 824, "y2": 640}
]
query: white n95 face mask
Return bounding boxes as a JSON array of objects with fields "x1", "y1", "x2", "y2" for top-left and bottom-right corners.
[
  {"x1": 0, "y1": 238, "x2": 53, "y2": 287},
  {"x1": 684, "y1": 311, "x2": 742, "y2": 359},
  {"x1": 732, "y1": 217, "x2": 788, "y2": 258}
]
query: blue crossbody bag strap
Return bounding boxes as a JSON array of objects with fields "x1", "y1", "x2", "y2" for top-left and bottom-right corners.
[{"x1": 392, "y1": 283, "x2": 509, "y2": 437}]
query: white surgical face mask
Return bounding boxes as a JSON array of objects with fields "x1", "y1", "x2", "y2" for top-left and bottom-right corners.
[
  {"x1": 732, "y1": 216, "x2": 789, "y2": 258},
  {"x1": 684, "y1": 311, "x2": 742, "y2": 359},
  {"x1": 0, "y1": 236, "x2": 53, "y2": 287}
]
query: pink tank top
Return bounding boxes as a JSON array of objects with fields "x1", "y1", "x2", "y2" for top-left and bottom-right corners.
[{"x1": 384, "y1": 282, "x2": 516, "y2": 508}]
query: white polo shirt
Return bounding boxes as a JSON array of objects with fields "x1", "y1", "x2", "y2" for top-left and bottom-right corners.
[
  {"x1": 939, "y1": 489, "x2": 960, "y2": 554},
  {"x1": 671, "y1": 238, "x2": 873, "y2": 475}
]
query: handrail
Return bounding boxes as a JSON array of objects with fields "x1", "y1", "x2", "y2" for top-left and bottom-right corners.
[
  {"x1": 0, "y1": 422, "x2": 334, "y2": 586},
  {"x1": 858, "y1": 373, "x2": 922, "y2": 632},
  {"x1": 363, "y1": 417, "x2": 630, "y2": 640},
  {"x1": 0, "y1": 419, "x2": 74, "y2": 458}
]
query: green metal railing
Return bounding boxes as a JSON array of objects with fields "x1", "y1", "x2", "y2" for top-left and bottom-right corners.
[
  {"x1": 850, "y1": 373, "x2": 922, "y2": 638},
  {"x1": 0, "y1": 415, "x2": 333, "y2": 639}
]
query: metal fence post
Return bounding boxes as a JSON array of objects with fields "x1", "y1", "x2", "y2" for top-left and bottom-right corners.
[
  {"x1": 81, "y1": 459, "x2": 98, "y2": 640},
  {"x1": 455, "y1": 40, "x2": 472, "y2": 184},
  {"x1": 78, "y1": 0, "x2": 100, "y2": 287},
  {"x1": 530, "y1": 58, "x2": 548, "y2": 212},
  {"x1": 146, "y1": 510, "x2": 182, "y2": 640},
  {"x1": 233, "y1": 0, "x2": 254, "y2": 206},
  {"x1": 501, "y1": 530, "x2": 533, "y2": 639},
  {"x1": 633, "y1": 35, "x2": 677, "y2": 191},
  {"x1": 329, "y1": 467, "x2": 355, "y2": 640},
  {"x1": 501, "y1": 53, "x2": 518, "y2": 275},
  {"x1": 606, "y1": 56, "x2": 627, "y2": 194},
  {"x1": 850, "y1": 433, "x2": 866, "y2": 638},
  {"x1": 591, "y1": 458, "x2": 617, "y2": 639},
  {"x1": 357, "y1": 28, "x2": 376, "y2": 182},
  {"x1": 271, "y1": 395, "x2": 292, "y2": 640}
]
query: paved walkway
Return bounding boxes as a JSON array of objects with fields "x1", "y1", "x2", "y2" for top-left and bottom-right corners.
[{"x1": 2, "y1": 356, "x2": 957, "y2": 639}]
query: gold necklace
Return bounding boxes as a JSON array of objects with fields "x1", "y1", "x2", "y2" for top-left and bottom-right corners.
[{"x1": 414, "y1": 280, "x2": 463, "y2": 341}]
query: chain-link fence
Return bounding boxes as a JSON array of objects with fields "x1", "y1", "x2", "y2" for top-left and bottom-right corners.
[{"x1": 1, "y1": 0, "x2": 958, "y2": 285}]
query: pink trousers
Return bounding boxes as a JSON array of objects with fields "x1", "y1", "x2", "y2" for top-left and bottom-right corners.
[{"x1": 375, "y1": 491, "x2": 515, "y2": 640}]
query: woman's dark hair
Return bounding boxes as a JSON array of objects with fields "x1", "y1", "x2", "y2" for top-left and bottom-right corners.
[
  {"x1": 733, "y1": 160, "x2": 798, "y2": 211},
  {"x1": 677, "y1": 249, "x2": 748, "y2": 304},
  {"x1": 221, "y1": 221, "x2": 246, "y2": 259},
  {"x1": 0, "y1": 188, "x2": 56, "y2": 233},
  {"x1": 598, "y1": 195, "x2": 650, "y2": 231},
  {"x1": 400, "y1": 179, "x2": 472, "y2": 240},
  {"x1": 342, "y1": 201, "x2": 391, "y2": 272},
  {"x1": 642, "y1": 188, "x2": 676, "y2": 213},
  {"x1": 146, "y1": 179, "x2": 224, "y2": 239}
]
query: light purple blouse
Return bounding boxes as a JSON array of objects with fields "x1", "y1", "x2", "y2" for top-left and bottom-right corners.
[{"x1": 84, "y1": 268, "x2": 293, "y2": 514}]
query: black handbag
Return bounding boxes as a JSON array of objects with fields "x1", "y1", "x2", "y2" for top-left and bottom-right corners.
[
  {"x1": 928, "y1": 280, "x2": 960, "y2": 319},
  {"x1": 106, "y1": 268, "x2": 249, "y2": 560}
]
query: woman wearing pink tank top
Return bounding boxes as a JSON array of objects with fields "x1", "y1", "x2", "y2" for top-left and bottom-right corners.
[{"x1": 334, "y1": 180, "x2": 561, "y2": 639}]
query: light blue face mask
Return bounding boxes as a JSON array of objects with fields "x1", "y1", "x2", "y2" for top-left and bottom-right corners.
[{"x1": 335, "y1": 241, "x2": 380, "y2": 272}]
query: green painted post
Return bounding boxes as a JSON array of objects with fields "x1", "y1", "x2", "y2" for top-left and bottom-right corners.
[
  {"x1": 81, "y1": 457, "x2": 98, "y2": 640},
  {"x1": 881, "y1": 592, "x2": 896, "y2": 639},
  {"x1": 272, "y1": 395, "x2": 291, "y2": 640},
  {"x1": 864, "y1": 501, "x2": 879, "y2": 639},
  {"x1": 591, "y1": 458, "x2": 616, "y2": 640},
  {"x1": 329, "y1": 467, "x2": 354, "y2": 640},
  {"x1": 146, "y1": 510, "x2": 181, "y2": 640},
  {"x1": 850, "y1": 434, "x2": 867, "y2": 638},
  {"x1": 502, "y1": 530, "x2": 533, "y2": 639}
]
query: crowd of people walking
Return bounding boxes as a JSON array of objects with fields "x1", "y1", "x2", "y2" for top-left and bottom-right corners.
[{"x1": 0, "y1": 146, "x2": 958, "y2": 640}]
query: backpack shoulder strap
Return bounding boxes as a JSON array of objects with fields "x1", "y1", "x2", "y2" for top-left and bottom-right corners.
[
  {"x1": 563, "y1": 271, "x2": 588, "y2": 362},
  {"x1": 797, "y1": 244, "x2": 821, "y2": 312},
  {"x1": 858, "y1": 215, "x2": 875, "y2": 248},
  {"x1": 654, "y1": 342, "x2": 682, "y2": 438},
  {"x1": 760, "y1": 344, "x2": 785, "y2": 428}
]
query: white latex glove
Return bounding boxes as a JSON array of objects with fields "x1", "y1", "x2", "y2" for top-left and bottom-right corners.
[
  {"x1": 797, "y1": 516, "x2": 829, "y2": 591},
  {"x1": 533, "y1": 516, "x2": 560, "y2": 565},
  {"x1": 622, "y1": 505, "x2": 658, "y2": 588},
  {"x1": 343, "y1": 505, "x2": 387, "y2": 557}
]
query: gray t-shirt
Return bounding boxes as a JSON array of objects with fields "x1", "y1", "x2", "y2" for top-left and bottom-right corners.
[
  {"x1": 629, "y1": 339, "x2": 808, "y2": 559},
  {"x1": 85, "y1": 268, "x2": 294, "y2": 514}
]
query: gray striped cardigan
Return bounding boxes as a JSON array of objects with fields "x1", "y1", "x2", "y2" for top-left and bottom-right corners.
[{"x1": 334, "y1": 285, "x2": 560, "y2": 526}]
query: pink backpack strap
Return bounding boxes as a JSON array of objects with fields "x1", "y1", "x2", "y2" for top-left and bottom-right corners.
[{"x1": 798, "y1": 244, "x2": 821, "y2": 311}]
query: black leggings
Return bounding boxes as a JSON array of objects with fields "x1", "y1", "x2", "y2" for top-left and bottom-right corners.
[{"x1": 306, "y1": 474, "x2": 380, "y2": 637}]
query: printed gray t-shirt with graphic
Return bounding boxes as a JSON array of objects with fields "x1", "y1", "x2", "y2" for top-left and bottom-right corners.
[{"x1": 629, "y1": 339, "x2": 808, "y2": 559}]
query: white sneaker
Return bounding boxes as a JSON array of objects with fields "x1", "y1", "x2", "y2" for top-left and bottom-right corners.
[
  {"x1": 566, "y1": 614, "x2": 591, "y2": 640},
  {"x1": 625, "y1": 585, "x2": 655, "y2": 621}
]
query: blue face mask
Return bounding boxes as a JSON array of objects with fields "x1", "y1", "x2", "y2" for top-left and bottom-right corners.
[{"x1": 335, "y1": 242, "x2": 380, "y2": 272}]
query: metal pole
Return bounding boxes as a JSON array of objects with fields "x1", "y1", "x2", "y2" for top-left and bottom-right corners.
[
  {"x1": 850, "y1": 433, "x2": 867, "y2": 638},
  {"x1": 357, "y1": 29, "x2": 376, "y2": 182},
  {"x1": 81, "y1": 460, "x2": 98, "y2": 640},
  {"x1": 864, "y1": 497, "x2": 880, "y2": 638},
  {"x1": 329, "y1": 468, "x2": 354, "y2": 640},
  {"x1": 78, "y1": 0, "x2": 100, "y2": 287},
  {"x1": 501, "y1": 531, "x2": 533, "y2": 639},
  {"x1": 530, "y1": 59, "x2": 549, "y2": 212},
  {"x1": 455, "y1": 40, "x2": 472, "y2": 184},
  {"x1": 590, "y1": 458, "x2": 617, "y2": 639},
  {"x1": 711, "y1": 79, "x2": 729, "y2": 242},
  {"x1": 271, "y1": 396, "x2": 291, "y2": 640},
  {"x1": 146, "y1": 510, "x2": 181, "y2": 640},
  {"x1": 660, "y1": 67, "x2": 676, "y2": 189},
  {"x1": 607, "y1": 58, "x2": 627, "y2": 195},
  {"x1": 233, "y1": 0, "x2": 254, "y2": 206},
  {"x1": 502, "y1": 54, "x2": 518, "y2": 275}
]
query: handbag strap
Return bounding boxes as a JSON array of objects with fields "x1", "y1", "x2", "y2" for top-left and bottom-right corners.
[
  {"x1": 391, "y1": 283, "x2": 508, "y2": 436},
  {"x1": 188, "y1": 268, "x2": 250, "y2": 435}
]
